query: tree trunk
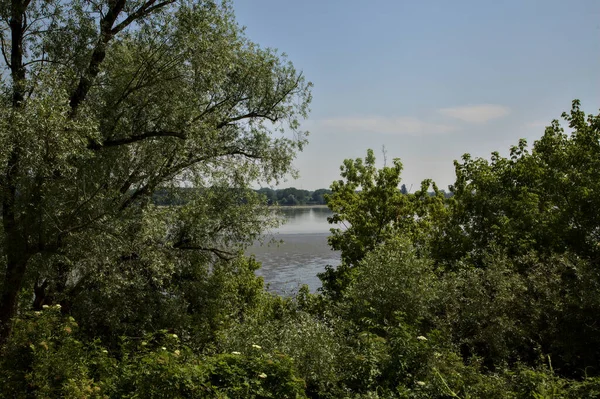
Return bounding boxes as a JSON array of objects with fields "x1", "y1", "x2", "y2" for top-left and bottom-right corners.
[
  {"x1": 0, "y1": 167, "x2": 28, "y2": 347},
  {"x1": 0, "y1": 254, "x2": 28, "y2": 348},
  {"x1": 0, "y1": 0, "x2": 28, "y2": 349}
]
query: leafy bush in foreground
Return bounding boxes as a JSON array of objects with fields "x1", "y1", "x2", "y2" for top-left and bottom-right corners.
[{"x1": 0, "y1": 307, "x2": 306, "y2": 398}]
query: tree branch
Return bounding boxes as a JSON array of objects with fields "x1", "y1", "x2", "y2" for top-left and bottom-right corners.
[
  {"x1": 69, "y1": 0, "x2": 174, "y2": 116},
  {"x1": 111, "y1": 0, "x2": 175, "y2": 35},
  {"x1": 0, "y1": 31, "x2": 11, "y2": 68},
  {"x1": 69, "y1": 0, "x2": 125, "y2": 114},
  {"x1": 10, "y1": 0, "x2": 28, "y2": 106},
  {"x1": 90, "y1": 130, "x2": 186, "y2": 149},
  {"x1": 216, "y1": 111, "x2": 278, "y2": 129},
  {"x1": 172, "y1": 242, "x2": 234, "y2": 260}
]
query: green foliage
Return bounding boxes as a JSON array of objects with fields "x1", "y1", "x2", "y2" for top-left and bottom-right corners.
[
  {"x1": 69, "y1": 253, "x2": 267, "y2": 351},
  {"x1": 439, "y1": 251, "x2": 531, "y2": 368},
  {"x1": 421, "y1": 101, "x2": 600, "y2": 375},
  {"x1": 341, "y1": 239, "x2": 439, "y2": 332},
  {"x1": 112, "y1": 347, "x2": 306, "y2": 399},
  {"x1": 1, "y1": 310, "x2": 307, "y2": 398},
  {"x1": 296, "y1": 101, "x2": 600, "y2": 397},
  {"x1": 326, "y1": 149, "x2": 410, "y2": 266},
  {"x1": 320, "y1": 149, "x2": 448, "y2": 296},
  {"x1": 434, "y1": 100, "x2": 600, "y2": 266},
  {"x1": 0, "y1": 0, "x2": 312, "y2": 344},
  {"x1": 1, "y1": 5, "x2": 599, "y2": 395},
  {"x1": 219, "y1": 296, "x2": 344, "y2": 397},
  {"x1": 0, "y1": 306, "x2": 108, "y2": 398}
]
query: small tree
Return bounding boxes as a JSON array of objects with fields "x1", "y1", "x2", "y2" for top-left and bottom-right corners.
[{"x1": 320, "y1": 149, "x2": 447, "y2": 296}]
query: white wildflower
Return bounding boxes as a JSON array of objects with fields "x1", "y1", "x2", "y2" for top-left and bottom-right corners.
[
  {"x1": 416, "y1": 336, "x2": 427, "y2": 341},
  {"x1": 252, "y1": 344, "x2": 262, "y2": 349},
  {"x1": 231, "y1": 351, "x2": 241, "y2": 355},
  {"x1": 416, "y1": 381, "x2": 426, "y2": 387},
  {"x1": 258, "y1": 372, "x2": 267, "y2": 378}
]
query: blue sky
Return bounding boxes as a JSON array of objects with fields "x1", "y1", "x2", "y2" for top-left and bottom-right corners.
[{"x1": 232, "y1": 0, "x2": 600, "y2": 191}]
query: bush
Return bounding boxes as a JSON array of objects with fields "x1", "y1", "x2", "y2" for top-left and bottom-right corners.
[
  {"x1": 0, "y1": 306, "x2": 108, "y2": 398},
  {"x1": 0, "y1": 310, "x2": 307, "y2": 398},
  {"x1": 341, "y1": 239, "x2": 440, "y2": 333}
]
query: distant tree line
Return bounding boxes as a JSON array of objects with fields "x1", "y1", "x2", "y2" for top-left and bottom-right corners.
[
  {"x1": 152, "y1": 186, "x2": 451, "y2": 207},
  {"x1": 255, "y1": 187, "x2": 333, "y2": 205},
  {"x1": 151, "y1": 187, "x2": 333, "y2": 206},
  {"x1": 152, "y1": 186, "x2": 450, "y2": 206}
]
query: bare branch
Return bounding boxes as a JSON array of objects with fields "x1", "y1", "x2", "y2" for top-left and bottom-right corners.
[
  {"x1": 213, "y1": 74, "x2": 303, "y2": 129},
  {"x1": 216, "y1": 111, "x2": 279, "y2": 129},
  {"x1": 0, "y1": 31, "x2": 11, "y2": 67},
  {"x1": 91, "y1": 130, "x2": 186, "y2": 149},
  {"x1": 111, "y1": 0, "x2": 175, "y2": 35},
  {"x1": 22, "y1": 57, "x2": 66, "y2": 67}
]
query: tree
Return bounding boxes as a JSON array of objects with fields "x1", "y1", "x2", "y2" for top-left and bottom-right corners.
[
  {"x1": 431, "y1": 100, "x2": 600, "y2": 268},
  {"x1": 325, "y1": 149, "x2": 447, "y2": 266},
  {"x1": 424, "y1": 102, "x2": 600, "y2": 375},
  {"x1": 322, "y1": 102, "x2": 600, "y2": 378},
  {"x1": 320, "y1": 149, "x2": 447, "y2": 296},
  {"x1": 310, "y1": 188, "x2": 331, "y2": 205},
  {"x1": 325, "y1": 149, "x2": 408, "y2": 266},
  {"x1": 256, "y1": 187, "x2": 277, "y2": 205},
  {"x1": 0, "y1": 0, "x2": 312, "y2": 346}
]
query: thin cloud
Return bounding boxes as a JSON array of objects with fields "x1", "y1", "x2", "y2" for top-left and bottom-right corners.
[
  {"x1": 525, "y1": 121, "x2": 549, "y2": 128},
  {"x1": 439, "y1": 104, "x2": 510, "y2": 124},
  {"x1": 318, "y1": 116, "x2": 457, "y2": 136}
]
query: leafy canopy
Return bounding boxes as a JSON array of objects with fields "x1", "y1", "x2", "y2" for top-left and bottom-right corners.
[{"x1": 0, "y1": 0, "x2": 312, "y2": 345}]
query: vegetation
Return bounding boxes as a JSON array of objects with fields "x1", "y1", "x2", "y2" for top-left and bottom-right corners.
[
  {"x1": 152, "y1": 187, "x2": 333, "y2": 206},
  {"x1": 256, "y1": 187, "x2": 332, "y2": 206},
  {"x1": 0, "y1": 0, "x2": 311, "y2": 347},
  {"x1": 1, "y1": 0, "x2": 600, "y2": 397}
]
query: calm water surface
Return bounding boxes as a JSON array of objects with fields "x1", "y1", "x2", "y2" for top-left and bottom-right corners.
[{"x1": 248, "y1": 207, "x2": 340, "y2": 294}]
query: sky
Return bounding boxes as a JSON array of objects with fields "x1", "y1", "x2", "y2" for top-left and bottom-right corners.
[{"x1": 232, "y1": 0, "x2": 600, "y2": 191}]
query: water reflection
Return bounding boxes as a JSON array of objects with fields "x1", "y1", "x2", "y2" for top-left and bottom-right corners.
[
  {"x1": 274, "y1": 206, "x2": 334, "y2": 234},
  {"x1": 248, "y1": 206, "x2": 341, "y2": 294}
]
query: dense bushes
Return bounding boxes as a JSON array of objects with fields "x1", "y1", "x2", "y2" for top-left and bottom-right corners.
[
  {"x1": 0, "y1": 307, "x2": 307, "y2": 398},
  {"x1": 1, "y1": 248, "x2": 599, "y2": 399},
  {"x1": 2, "y1": 102, "x2": 599, "y2": 397}
]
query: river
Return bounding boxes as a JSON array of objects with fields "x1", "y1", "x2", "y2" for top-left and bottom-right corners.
[{"x1": 248, "y1": 206, "x2": 341, "y2": 294}]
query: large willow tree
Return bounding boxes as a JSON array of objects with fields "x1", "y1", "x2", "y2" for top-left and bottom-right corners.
[{"x1": 0, "y1": 0, "x2": 311, "y2": 345}]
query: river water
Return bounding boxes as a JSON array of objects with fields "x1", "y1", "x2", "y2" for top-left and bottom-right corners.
[{"x1": 248, "y1": 206, "x2": 341, "y2": 294}]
